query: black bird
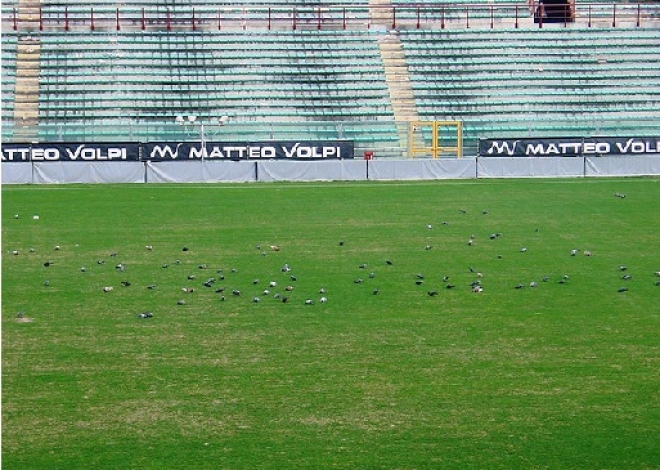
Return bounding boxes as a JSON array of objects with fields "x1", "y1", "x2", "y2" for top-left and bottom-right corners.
[
  {"x1": 219, "y1": 295, "x2": 226, "y2": 301},
  {"x1": 459, "y1": 209, "x2": 467, "y2": 214},
  {"x1": 110, "y1": 252, "x2": 118, "y2": 257},
  {"x1": 446, "y1": 284, "x2": 455, "y2": 289},
  {"x1": 43, "y1": 261, "x2": 54, "y2": 267},
  {"x1": 215, "y1": 287, "x2": 225, "y2": 293},
  {"x1": 618, "y1": 287, "x2": 629, "y2": 292},
  {"x1": 198, "y1": 264, "x2": 208, "y2": 269},
  {"x1": 177, "y1": 300, "x2": 186, "y2": 305},
  {"x1": 182, "y1": 247, "x2": 189, "y2": 252},
  {"x1": 282, "y1": 296, "x2": 289, "y2": 303},
  {"x1": 137, "y1": 312, "x2": 153, "y2": 319},
  {"x1": 428, "y1": 290, "x2": 439, "y2": 296},
  {"x1": 97, "y1": 260, "x2": 105, "y2": 265},
  {"x1": 654, "y1": 281, "x2": 660, "y2": 286},
  {"x1": 415, "y1": 280, "x2": 424, "y2": 285},
  {"x1": 305, "y1": 299, "x2": 314, "y2": 305},
  {"x1": 416, "y1": 274, "x2": 425, "y2": 279},
  {"x1": 542, "y1": 276, "x2": 549, "y2": 282},
  {"x1": 290, "y1": 275, "x2": 297, "y2": 281},
  {"x1": 443, "y1": 276, "x2": 450, "y2": 282},
  {"x1": 188, "y1": 275, "x2": 196, "y2": 280},
  {"x1": 482, "y1": 210, "x2": 489, "y2": 215},
  {"x1": 253, "y1": 297, "x2": 260, "y2": 303},
  {"x1": 121, "y1": 281, "x2": 131, "y2": 287},
  {"x1": 162, "y1": 264, "x2": 168, "y2": 268},
  {"x1": 232, "y1": 289, "x2": 241, "y2": 296},
  {"x1": 515, "y1": 284, "x2": 525, "y2": 289},
  {"x1": 231, "y1": 268, "x2": 238, "y2": 273},
  {"x1": 359, "y1": 264, "x2": 367, "y2": 269},
  {"x1": 147, "y1": 285, "x2": 157, "y2": 290},
  {"x1": 372, "y1": 288, "x2": 379, "y2": 295},
  {"x1": 425, "y1": 245, "x2": 433, "y2": 250},
  {"x1": 369, "y1": 272, "x2": 376, "y2": 279},
  {"x1": 44, "y1": 280, "x2": 50, "y2": 287},
  {"x1": 203, "y1": 281, "x2": 213, "y2": 288},
  {"x1": 385, "y1": 260, "x2": 393, "y2": 265},
  {"x1": 354, "y1": 278, "x2": 363, "y2": 284},
  {"x1": 339, "y1": 241, "x2": 345, "y2": 246},
  {"x1": 622, "y1": 274, "x2": 632, "y2": 280},
  {"x1": 469, "y1": 267, "x2": 476, "y2": 273},
  {"x1": 619, "y1": 265, "x2": 627, "y2": 271},
  {"x1": 253, "y1": 279, "x2": 259, "y2": 285}
]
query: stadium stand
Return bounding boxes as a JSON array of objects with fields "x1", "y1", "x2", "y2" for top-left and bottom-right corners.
[{"x1": 1, "y1": 1, "x2": 659, "y2": 157}]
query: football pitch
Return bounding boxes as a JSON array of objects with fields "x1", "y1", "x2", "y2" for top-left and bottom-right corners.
[{"x1": 2, "y1": 178, "x2": 660, "y2": 469}]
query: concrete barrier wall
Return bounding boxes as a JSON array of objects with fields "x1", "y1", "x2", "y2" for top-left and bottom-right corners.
[{"x1": 3, "y1": 156, "x2": 660, "y2": 184}]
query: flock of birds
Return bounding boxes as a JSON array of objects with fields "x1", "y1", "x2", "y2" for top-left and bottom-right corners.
[{"x1": 9, "y1": 191, "x2": 660, "y2": 321}]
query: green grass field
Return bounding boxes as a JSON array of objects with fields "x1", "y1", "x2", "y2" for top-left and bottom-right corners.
[{"x1": 2, "y1": 178, "x2": 660, "y2": 469}]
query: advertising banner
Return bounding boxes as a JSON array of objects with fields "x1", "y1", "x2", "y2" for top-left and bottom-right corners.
[
  {"x1": 478, "y1": 137, "x2": 660, "y2": 157},
  {"x1": 142, "y1": 140, "x2": 354, "y2": 161},
  {"x1": 1, "y1": 143, "x2": 140, "y2": 162}
]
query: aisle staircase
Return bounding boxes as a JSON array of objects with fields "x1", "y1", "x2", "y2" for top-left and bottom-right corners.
[
  {"x1": 12, "y1": 0, "x2": 41, "y2": 141},
  {"x1": 377, "y1": 30, "x2": 420, "y2": 153},
  {"x1": 13, "y1": 36, "x2": 40, "y2": 142}
]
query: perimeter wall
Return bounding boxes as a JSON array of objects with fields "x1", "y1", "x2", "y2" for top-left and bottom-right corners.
[{"x1": 3, "y1": 156, "x2": 660, "y2": 184}]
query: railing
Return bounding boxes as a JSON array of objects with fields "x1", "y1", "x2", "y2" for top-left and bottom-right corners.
[{"x1": 5, "y1": 3, "x2": 660, "y2": 32}]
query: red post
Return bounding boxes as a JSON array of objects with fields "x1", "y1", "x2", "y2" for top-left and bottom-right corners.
[
  {"x1": 292, "y1": 7, "x2": 296, "y2": 30},
  {"x1": 392, "y1": 7, "x2": 396, "y2": 29},
  {"x1": 465, "y1": 6, "x2": 469, "y2": 28},
  {"x1": 441, "y1": 7, "x2": 445, "y2": 29},
  {"x1": 90, "y1": 7, "x2": 94, "y2": 31},
  {"x1": 217, "y1": 10, "x2": 221, "y2": 30},
  {"x1": 317, "y1": 6, "x2": 321, "y2": 30},
  {"x1": 13, "y1": 7, "x2": 17, "y2": 30},
  {"x1": 612, "y1": 4, "x2": 616, "y2": 27},
  {"x1": 267, "y1": 7, "x2": 271, "y2": 29},
  {"x1": 141, "y1": 7, "x2": 145, "y2": 30},
  {"x1": 588, "y1": 4, "x2": 591, "y2": 27},
  {"x1": 490, "y1": 5, "x2": 494, "y2": 28},
  {"x1": 64, "y1": 6, "x2": 68, "y2": 31},
  {"x1": 166, "y1": 8, "x2": 171, "y2": 31},
  {"x1": 39, "y1": 6, "x2": 43, "y2": 31},
  {"x1": 636, "y1": 3, "x2": 641, "y2": 27},
  {"x1": 192, "y1": 7, "x2": 196, "y2": 30},
  {"x1": 342, "y1": 7, "x2": 346, "y2": 29},
  {"x1": 538, "y1": 4, "x2": 543, "y2": 28},
  {"x1": 116, "y1": 7, "x2": 120, "y2": 31}
]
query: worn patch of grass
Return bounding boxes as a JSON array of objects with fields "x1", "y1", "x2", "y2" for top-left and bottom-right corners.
[{"x1": 3, "y1": 178, "x2": 660, "y2": 469}]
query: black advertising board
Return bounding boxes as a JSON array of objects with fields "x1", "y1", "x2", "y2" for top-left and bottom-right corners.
[
  {"x1": 142, "y1": 140, "x2": 354, "y2": 161},
  {"x1": 479, "y1": 137, "x2": 660, "y2": 157},
  {"x1": 1, "y1": 142, "x2": 141, "y2": 162}
]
